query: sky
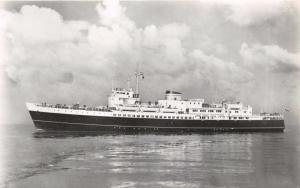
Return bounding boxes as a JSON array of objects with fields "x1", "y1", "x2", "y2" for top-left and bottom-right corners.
[{"x1": 0, "y1": 0, "x2": 299, "y2": 125}]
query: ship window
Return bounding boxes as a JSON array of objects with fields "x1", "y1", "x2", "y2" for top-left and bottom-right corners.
[
  {"x1": 132, "y1": 115, "x2": 135, "y2": 117},
  {"x1": 235, "y1": 111, "x2": 239, "y2": 113},
  {"x1": 185, "y1": 117, "x2": 187, "y2": 119},
  {"x1": 155, "y1": 115, "x2": 158, "y2": 118},
  {"x1": 234, "y1": 117, "x2": 237, "y2": 119},
  {"x1": 209, "y1": 110, "x2": 214, "y2": 112},
  {"x1": 216, "y1": 110, "x2": 222, "y2": 113},
  {"x1": 164, "y1": 116, "x2": 167, "y2": 118},
  {"x1": 189, "y1": 117, "x2": 192, "y2": 119},
  {"x1": 113, "y1": 114, "x2": 116, "y2": 116},
  {"x1": 244, "y1": 111, "x2": 247, "y2": 113},
  {"x1": 200, "y1": 110, "x2": 206, "y2": 112},
  {"x1": 239, "y1": 117, "x2": 243, "y2": 119},
  {"x1": 168, "y1": 116, "x2": 171, "y2": 119},
  {"x1": 123, "y1": 114, "x2": 126, "y2": 117},
  {"x1": 128, "y1": 114, "x2": 131, "y2": 117},
  {"x1": 246, "y1": 117, "x2": 249, "y2": 119},
  {"x1": 118, "y1": 114, "x2": 121, "y2": 116},
  {"x1": 146, "y1": 115, "x2": 149, "y2": 118},
  {"x1": 142, "y1": 115, "x2": 145, "y2": 118},
  {"x1": 176, "y1": 116, "x2": 179, "y2": 119},
  {"x1": 181, "y1": 117, "x2": 183, "y2": 119},
  {"x1": 150, "y1": 115, "x2": 154, "y2": 118},
  {"x1": 159, "y1": 116, "x2": 162, "y2": 118},
  {"x1": 193, "y1": 109, "x2": 198, "y2": 112},
  {"x1": 137, "y1": 115, "x2": 140, "y2": 118}
]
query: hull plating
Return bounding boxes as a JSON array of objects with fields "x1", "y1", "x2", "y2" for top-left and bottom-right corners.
[{"x1": 29, "y1": 111, "x2": 285, "y2": 132}]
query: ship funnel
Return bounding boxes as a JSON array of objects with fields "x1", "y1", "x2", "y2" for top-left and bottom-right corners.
[{"x1": 165, "y1": 90, "x2": 182, "y2": 101}]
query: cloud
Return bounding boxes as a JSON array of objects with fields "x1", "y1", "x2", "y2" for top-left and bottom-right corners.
[
  {"x1": 0, "y1": 0, "x2": 192, "y2": 105},
  {"x1": 240, "y1": 43, "x2": 300, "y2": 73},
  {"x1": 96, "y1": 0, "x2": 135, "y2": 30},
  {"x1": 195, "y1": 0, "x2": 294, "y2": 27},
  {"x1": 224, "y1": 0, "x2": 291, "y2": 26},
  {"x1": 2, "y1": 5, "x2": 86, "y2": 44}
]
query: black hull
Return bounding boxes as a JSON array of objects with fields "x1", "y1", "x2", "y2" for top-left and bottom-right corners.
[{"x1": 29, "y1": 111, "x2": 285, "y2": 132}]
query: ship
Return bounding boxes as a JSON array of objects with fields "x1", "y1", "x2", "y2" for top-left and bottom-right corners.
[{"x1": 26, "y1": 72, "x2": 285, "y2": 132}]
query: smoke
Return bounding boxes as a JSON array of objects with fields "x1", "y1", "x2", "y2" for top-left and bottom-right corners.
[{"x1": 0, "y1": 0, "x2": 299, "y2": 124}]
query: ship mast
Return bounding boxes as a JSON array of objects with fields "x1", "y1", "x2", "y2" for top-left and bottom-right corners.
[
  {"x1": 127, "y1": 78, "x2": 131, "y2": 90},
  {"x1": 135, "y1": 62, "x2": 144, "y2": 94},
  {"x1": 135, "y1": 71, "x2": 144, "y2": 94}
]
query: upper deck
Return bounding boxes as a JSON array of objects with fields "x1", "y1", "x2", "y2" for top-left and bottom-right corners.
[{"x1": 26, "y1": 101, "x2": 283, "y2": 121}]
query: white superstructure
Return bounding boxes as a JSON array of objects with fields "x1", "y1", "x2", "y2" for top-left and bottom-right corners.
[
  {"x1": 27, "y1": 87, "x2": 283, "y2": 121},
  {"x1": 26, "y1": 72, "x2": 283, "y2": 121}
]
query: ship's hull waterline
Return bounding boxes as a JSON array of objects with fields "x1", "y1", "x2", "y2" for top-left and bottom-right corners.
[{"x1": 29, "y1": 111, "x2": 285, "y2": 132}]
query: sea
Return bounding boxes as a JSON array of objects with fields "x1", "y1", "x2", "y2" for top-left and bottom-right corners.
[{"x1": 0, "y1": 123, "x2": 299, "y2": 188}]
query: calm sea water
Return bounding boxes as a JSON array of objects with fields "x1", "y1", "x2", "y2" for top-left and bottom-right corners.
[{"x1": 0, "y1": 123, "x2": 299, "y2": 188}]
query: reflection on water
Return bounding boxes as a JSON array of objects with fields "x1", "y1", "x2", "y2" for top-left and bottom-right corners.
[{"x1": 1, "y1": 124, "x2": 300, "y2": 188}]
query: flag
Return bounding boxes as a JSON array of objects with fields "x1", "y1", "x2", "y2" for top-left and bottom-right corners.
[{"x1": 140, "y1": 72, "x2": 144, "y2": 79}]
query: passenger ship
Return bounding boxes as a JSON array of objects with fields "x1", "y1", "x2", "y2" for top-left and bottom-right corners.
[{"x1": 26, "y1": 72, "x2": 285, "y2": 132}]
